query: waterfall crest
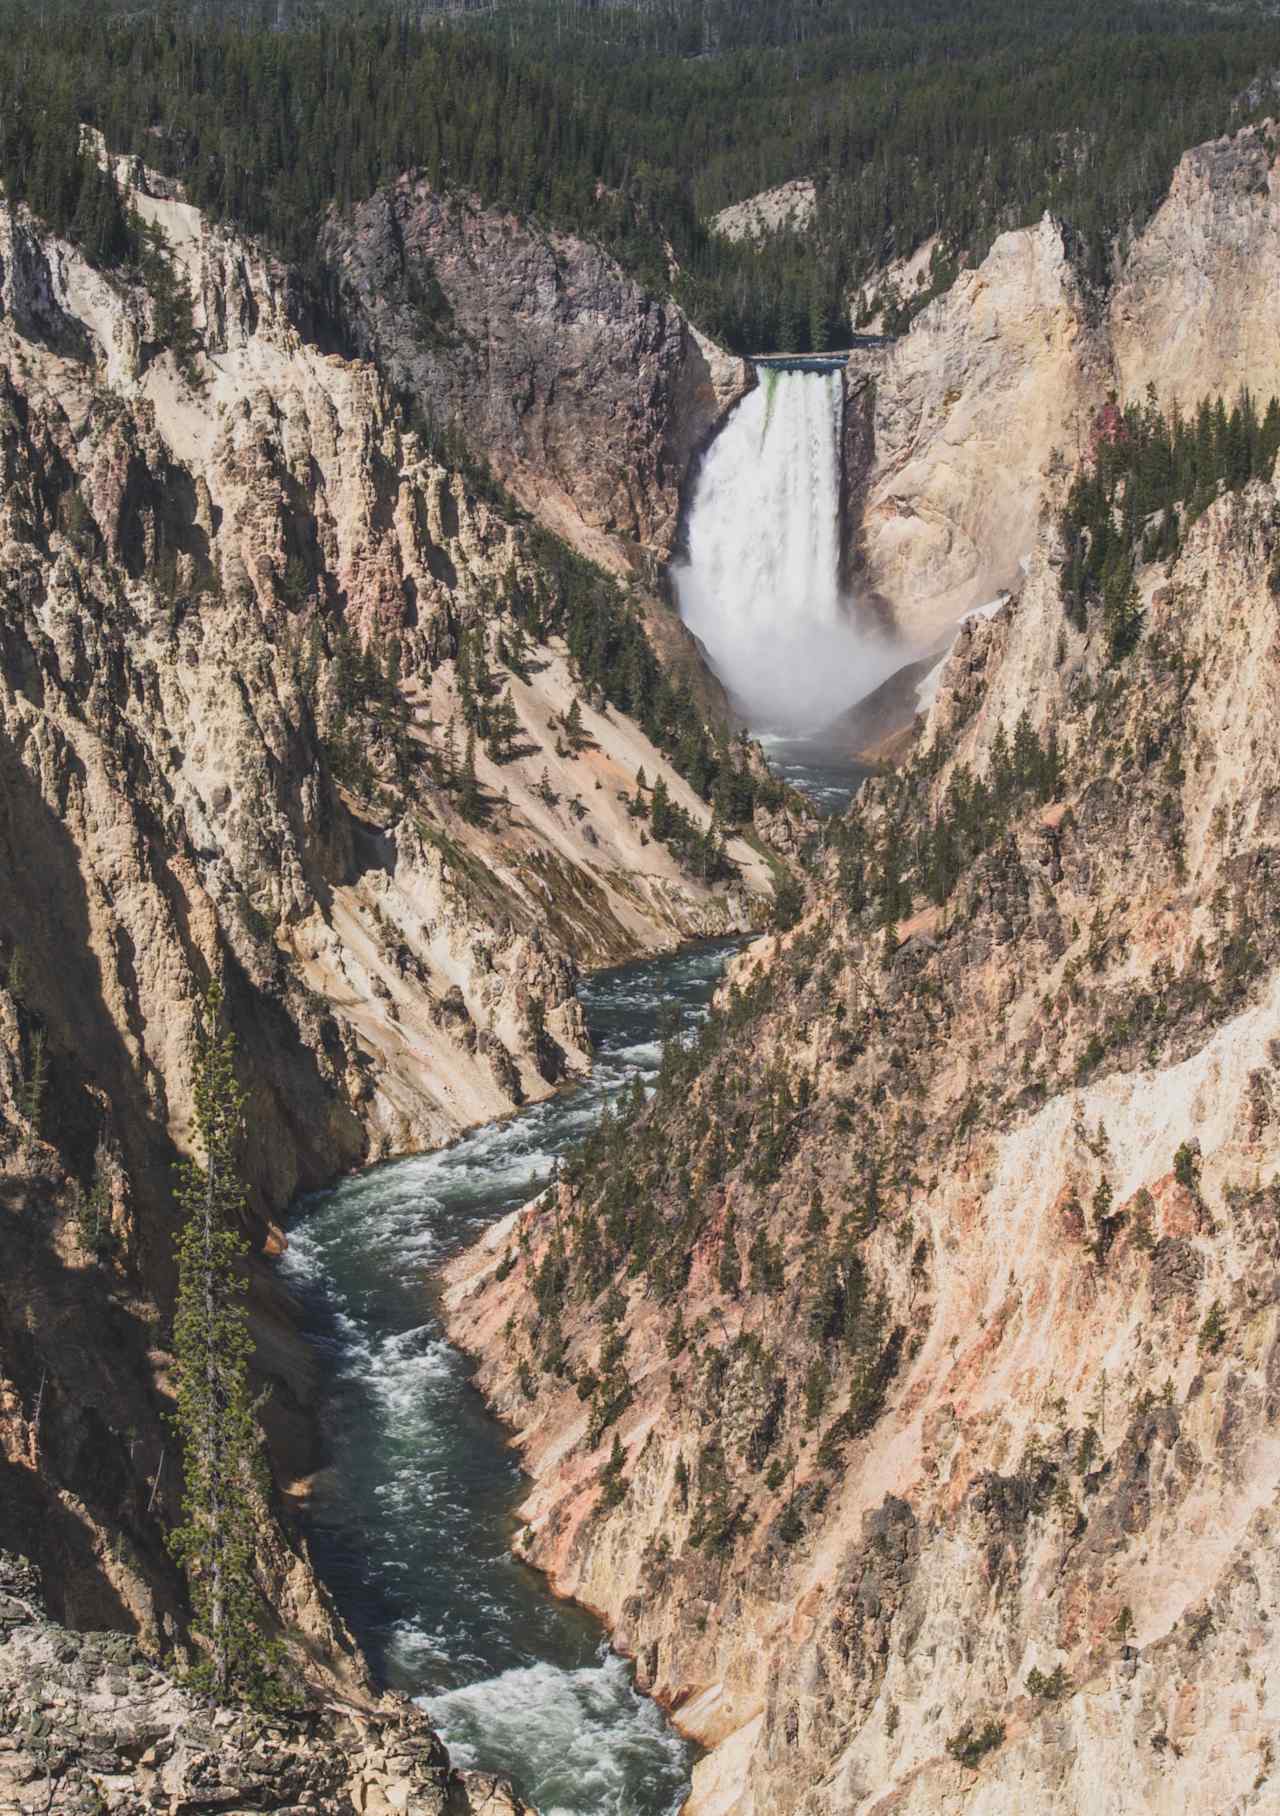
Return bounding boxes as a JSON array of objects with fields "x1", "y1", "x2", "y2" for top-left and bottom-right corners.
[{"x1": 675, "y1": 368, "x2": 892, "y2": 734}]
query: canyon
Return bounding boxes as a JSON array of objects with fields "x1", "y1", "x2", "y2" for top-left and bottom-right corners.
[
  {"x1": 441, "y1": 118, "x2": 1280, "y2": 1816},
  {"x1": 3, "y1": 70, "x2": 1280, "y2": 1816},
  {"x1": 0, "y1": 140, "x2": 777, "y2": 1806}
]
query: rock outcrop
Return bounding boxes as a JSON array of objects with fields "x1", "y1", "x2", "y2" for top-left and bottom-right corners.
[
  {"x1": 1111, "y1": 122, "x2": 1280, "y2": 410},
  {"x1": 0, "y1": 1553, "x2": 527, "y2": 1814},
  {"x1": 846, "y1": 215, "x2": 1106, "y2": 646},
  {"x1": 446, "y1": 458, "x2": 1280, "y2": 1811},
  {"x1": 711, "y1": 179, "x2": 818, "y2": 247},
  {"x1": 324, "y1": 180, "x2": 753, "y2": 578},
  {"x1": 845, "y1": 121, "x2": 1280, "y2": 649}
]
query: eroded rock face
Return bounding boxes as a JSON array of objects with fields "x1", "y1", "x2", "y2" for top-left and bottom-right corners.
[
  {"x1": 325, "y1": 180, "x2": 753, "y2": 576},
  {"x1": 0, "y1": 152, "x2": 769, "y2": 1669},
  {"x1": 1111, "y1": 122, "x2": 1280, "y2": 411},
  {"x1": 847, "y1": 121, "x2": 1280, "y2": 647},
  {"x1": 0, "y1": 1553, "x2": 528, "y2": 1815},
  {"x1": 446, "y1": 475, "x2": 1280, "y2": 1813},
  {"x1": 842, "y1": 216, "x2": 1103, "y2": 650},
  {"x1": 850, "y1": 216, "x2": 1106, "y2": 646}
]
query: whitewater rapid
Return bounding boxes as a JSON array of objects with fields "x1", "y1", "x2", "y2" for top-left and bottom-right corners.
[
  {"x1": 279, "y1": 944, "x2": 742, "y2": 1816},
  {"x1": 676, "y1": 367, "x2": 895, "y2": 733}
]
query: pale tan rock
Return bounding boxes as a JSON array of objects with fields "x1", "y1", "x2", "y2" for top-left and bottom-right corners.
[
  {"x1": 1111, "y1": 122, "x2": 1280, "y2": 413},
  {"x1": 0, "y1": 1553, "x2": 528, "y2": 1815},
  {"x1": 712, "y1": 180, "x2": 818, "y2": 247},
  {"x1": 0, "y1": 149, "x2": 769, "y2": 1684},
  {"x1": 447, "y1": 476, "x2": 1280, "y2": 1815},
  {"x1": 848, "y1": 122, "x2": 1280, "y2": 650},
  {"x1": 853, "y1": 215, "x2": 1106, "y2": 646}
]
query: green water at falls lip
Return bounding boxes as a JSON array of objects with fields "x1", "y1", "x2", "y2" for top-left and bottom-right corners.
[{"x1": 279, "y1": 940, "x2": 742, "y2": 1816}]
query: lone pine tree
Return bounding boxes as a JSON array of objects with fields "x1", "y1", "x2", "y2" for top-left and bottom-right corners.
[{"x1": 168, "y1": 980, "x2": 280, "y2": 1705}]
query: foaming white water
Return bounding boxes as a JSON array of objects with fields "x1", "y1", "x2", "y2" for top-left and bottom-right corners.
[
  {"x1": 676, "y1": 368, "x2": 896, "y2": 733},
  {"x1": 423, "y1": 1654, "x2": 689, "y2": 1816}
]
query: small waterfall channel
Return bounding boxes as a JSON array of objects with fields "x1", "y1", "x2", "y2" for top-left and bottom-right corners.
[{"x1": 675, "y1": 363, "x2": 896, "y2": 753}]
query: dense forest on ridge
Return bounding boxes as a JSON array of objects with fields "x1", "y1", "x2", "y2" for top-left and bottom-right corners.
[{"x1": 1, "y1": 0, "x2": 1279, "y2": 353}]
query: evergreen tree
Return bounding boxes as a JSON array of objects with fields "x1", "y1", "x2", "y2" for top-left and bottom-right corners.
[
  {"x1": 650, "y1": 775, "x2": 674, "y2": 840},
  {"x1": 1103, "y1": 555, "x2": 1144, "y2": 662},
  {"x1": 168, "y1": 981, "x2": 281, "y2": 1707},
  {"x1": 21, "y1": 1026, "x2": 47, "y2": 1154},
  {"x1": 718, "y1": 1208, "x2": 741, "y2": 1297},
  {"x1": 458, "y1": 727, "x2": 486, "y2": 823},
  {"x1": 562, "y1": 695, "x2": 592, "y2": 753}
]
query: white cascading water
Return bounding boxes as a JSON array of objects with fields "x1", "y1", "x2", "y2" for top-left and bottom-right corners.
[{"x1": 675, "y1": 368, "x2": 894, "y2": 734}]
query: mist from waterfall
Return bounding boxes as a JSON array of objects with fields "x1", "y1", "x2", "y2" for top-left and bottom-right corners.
[{"x1": 675, "y1": 368, "x2": 896, "y2": 735}]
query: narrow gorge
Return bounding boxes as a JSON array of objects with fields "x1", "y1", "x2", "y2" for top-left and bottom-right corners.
[
  {"x1": 441, "y1": 119, "x2": 1280, "y2": 1816},
  {"x1": 6, "y1": 8, "x2": 1280, "y2": 1814},
  {"x1": 0, "y1": 134, "x2": 785, "y2": 1816}
]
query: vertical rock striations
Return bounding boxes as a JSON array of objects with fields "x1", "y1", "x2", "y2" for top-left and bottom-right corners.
[
  {"x1": 843, "y1": 121, "x2": 1280, "y2": 650},
  {"x1": 324, "y1": 180, "x2": 754, "y2": 578}
]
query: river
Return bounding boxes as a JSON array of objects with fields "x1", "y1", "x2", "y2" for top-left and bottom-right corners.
[
  {"x1": 281, "y1": 737, "x2": 869, "y2": 1813},
  {"x1": 281, "y1": 941, "x2": 744, "y2": 1815}
]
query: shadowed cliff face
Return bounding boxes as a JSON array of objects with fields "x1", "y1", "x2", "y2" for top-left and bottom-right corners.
[
  {"x1": 324, "y1": 180, "x2": 753, "y2": 579},
  {"x1": 0, "y1": 150, "x2": 770, "y2": 1672},
  {"x1": 445, "y1": 468, "x2": 1280, "y2": 1812},
  {"x1": 843, "y1": 121, "x2": 1280, "y2": 649}
]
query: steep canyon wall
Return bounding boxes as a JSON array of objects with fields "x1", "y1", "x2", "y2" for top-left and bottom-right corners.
[
  {"x1": 0, "y1": 148, "x2": 769, "y2": 1685},
  {"x1": 446, "y1": 117, "x2": 1280, "y2": 1816},
  {"x1": 844, "y1": 121, "x2": 1280, "y2": 650}
]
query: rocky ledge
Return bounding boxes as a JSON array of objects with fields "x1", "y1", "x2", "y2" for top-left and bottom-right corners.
[{"x1": 0, "y1": 1554, "x2": 525, "y2": 1816}]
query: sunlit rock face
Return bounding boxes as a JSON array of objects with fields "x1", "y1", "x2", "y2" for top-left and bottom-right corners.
[
  {"x1": 844, "y1": 122, "x2": 1280, "y2": 649},
  {"x1": 447, "y1": 467, "x2": 1280, "y2": 1813}
]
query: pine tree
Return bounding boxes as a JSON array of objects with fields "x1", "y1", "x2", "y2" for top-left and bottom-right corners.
[
  {"x1": 1260, "y1": 399, "x2": 1280, "y2": 479},
  {"x1": 21, "y1": 1026, "x2": 47, "y2": 1152},
  {"x1": 1103, "y1": 556, "x2": 1143, "y2": 662},
  {"x1": 73, "y1": 1141, "x2": 116, "y2": 1261},
  {"x1": 563, "y1": 695, "x2": 592, "y2": 753},
  {"x1": 440, "y1": 712, "x2": 459, "y2": 787},
  {"x1": 458, "y1": 727, "x2": 485, "y2": 823},
  {"x1": 168, "y1": 981, "x2": 280, "y2": 1707},
  {"x1": 600, "y1": 1431, "x2": 628, "y2": 1508},
  {"x1": 650, "y1": 775, "x2": 673, "y2": 840},
  {"x1": 718, "y1": 1208, "x2": 741, "y2": 1297}
]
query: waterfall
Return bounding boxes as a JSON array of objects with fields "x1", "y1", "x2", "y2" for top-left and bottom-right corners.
[{"x1": 675, "y1": 367, "x2": 892, "y2": 735}]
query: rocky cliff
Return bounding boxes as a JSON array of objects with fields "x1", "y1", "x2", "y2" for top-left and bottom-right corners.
[
  {"x1": 324, "y1": 180, "x2": 753, "y2": 580},
  {"x1": 446, "y1": 445, "x2": 1280, "y2": 1810},
  {"x1": 845, "y1": 121, "x2": 1280, "y2": 650},
  {"x1": 0, "y1": 144, "x2": 773, "y2": 1690},
  {"x1": 844, "y1": 216, "x2": 1107, "y2": 646},
  {"x1": 711, "y1": 180, "x2": 818, "y2": 247}
]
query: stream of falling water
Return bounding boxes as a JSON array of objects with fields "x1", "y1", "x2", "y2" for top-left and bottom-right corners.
[{"x1": 675, "y1": 366, "x2": 898, "y2": 735}]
